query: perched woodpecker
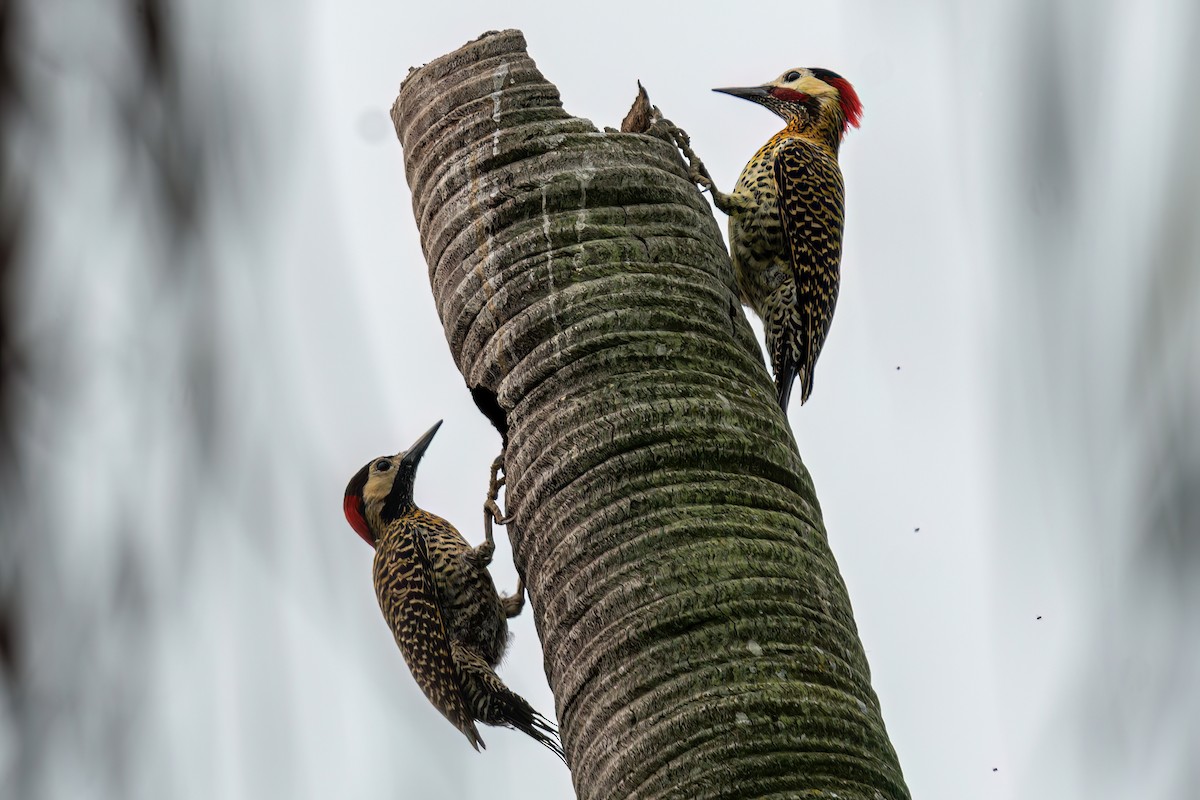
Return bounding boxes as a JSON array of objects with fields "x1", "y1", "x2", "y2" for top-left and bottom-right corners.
[
  {"x1": 699, "y1": 67, "x2": 863, "y2": 411},
  {"x1": 343, "y1": 421, "x2": 563, "y2": 759}
]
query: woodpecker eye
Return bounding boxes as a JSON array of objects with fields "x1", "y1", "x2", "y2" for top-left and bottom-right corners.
[
  {"x1": 374, "y1": 459, "x2": 391, "y2": 472},
  {"x1": 785, "y1": 71, "x2": 801, "y2": 82}
]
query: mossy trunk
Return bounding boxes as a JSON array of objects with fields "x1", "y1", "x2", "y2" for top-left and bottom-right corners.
[{"x1": 392, "y1": 29, "x2": 908, "y2": 800}]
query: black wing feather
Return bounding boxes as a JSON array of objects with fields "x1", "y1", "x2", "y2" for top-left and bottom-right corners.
[
  {"x1": 772, "y1": 139, "x2": 846, "y2": 408},
  {"x1": 376, "y1": 520, "x2": 484, "y2": 749}
]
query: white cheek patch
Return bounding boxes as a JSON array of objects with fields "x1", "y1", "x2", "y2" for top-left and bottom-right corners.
[
  {"x1": 795, "y1": 77, "x2": 833, "y2": 97},
  {"x1": 363, "y1": 475, "x2": 392, "y2": 507}
]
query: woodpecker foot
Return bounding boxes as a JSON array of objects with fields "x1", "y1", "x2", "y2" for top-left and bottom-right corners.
[
  {"x1": 466, "y1": 540, "x2": 495, "y2": 570},
  {"x1": 500, "y1": 579, "x2": 525, "y2": 618},
  {"x1": 690, "y1": 166, "x2": 716, "y2": 193},
  {"x1": 662, "y1": 121, "x2": 729, "y2": 211},
  {"x1": 645, "y1": 117, "x2": 676, "y2": 144},
  {"x1": 483, "y1": 454, "x2": 524, "y2": 615},
  {"x1": 483, "y1": 454, "x2": 513, "y2": 549}
]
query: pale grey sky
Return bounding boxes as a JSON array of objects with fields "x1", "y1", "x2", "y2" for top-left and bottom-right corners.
[{"x1": 4, "y1": 1, "x2": 1195, "y2": 799}]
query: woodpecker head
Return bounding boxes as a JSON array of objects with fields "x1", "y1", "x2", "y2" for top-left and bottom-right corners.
[
  {"x1": 714, "y1": 67, "x2": 863, "y2": 136},
  {"x1": 343, "y1": 420, "x2": 442, "y2": 547}
]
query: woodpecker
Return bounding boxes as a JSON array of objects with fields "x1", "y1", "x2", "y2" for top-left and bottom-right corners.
[
  {"x1": 343, "y1": 421, "x2": 563, "y2": 759},
  {"x1": 697, "y1": 67, "x2": 862, "y2": 411}
]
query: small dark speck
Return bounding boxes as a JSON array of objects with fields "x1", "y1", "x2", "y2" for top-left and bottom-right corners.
[
  {"x1": 992, "y1": 768, "x2": 998, "y2": 773},
  {"x1": 1036, "y1": 616, "x2": 1042, "y2": 620},
  {"x1": 913, "y1": 527, "x2": 920, "y2": 532},
  {"x1": 895, "y1": 366, "x2": 901, "y2": 371}
]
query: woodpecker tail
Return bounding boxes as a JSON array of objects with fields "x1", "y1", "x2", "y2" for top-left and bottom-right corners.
[
  {"x1": 774, "y1": 347, "x2": 801, "y2": 413},
  {"x1": 776, "y1": 370, "x2": 795, "y2": 413},
  {"x1": 452, "y1": 643, "x2": 566, "y2": 762}
]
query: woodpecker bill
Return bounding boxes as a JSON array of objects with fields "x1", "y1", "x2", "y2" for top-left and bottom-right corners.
[
  {"x1": 343, "y1": 421, "x2": 563, "y2": 759},
  {"x1": 699, "y1": 67, "x2": 862, "y2": 411}
]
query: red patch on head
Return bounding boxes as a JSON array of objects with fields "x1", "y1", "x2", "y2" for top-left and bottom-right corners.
[
  {"x1": 826, "y1": 77, "x2": 863, "y2": 132},
  {"x1": 343, "y1": 494, "x2": 373, "y2": 547},
  {"x1": 770, "y1": 87, "x2": 809, "y2": 104},
  {"x1": 344, "y1": 460, "x2": 374, "y2": 547}
]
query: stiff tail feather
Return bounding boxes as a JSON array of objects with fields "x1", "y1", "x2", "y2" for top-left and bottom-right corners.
[
  {"x1": 452, "y1": 642, "x2": 566, "y2": 762},
  {"x1": 775, "y1": 348, "x2": 798, "y2": 413}
]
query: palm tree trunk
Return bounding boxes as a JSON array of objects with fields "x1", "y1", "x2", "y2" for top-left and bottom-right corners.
[{"x1": 392, "y1": 29, "x2": 908, "y2": 800}]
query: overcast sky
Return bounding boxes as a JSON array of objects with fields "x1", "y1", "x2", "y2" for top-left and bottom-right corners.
[{"x1": 4, "y1": 1, "x2": 1196, "y2": 799}]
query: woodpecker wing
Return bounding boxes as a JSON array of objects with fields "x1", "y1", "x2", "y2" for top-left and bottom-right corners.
[
  {"x1": 375, "y1": 519, "x2": 484, "y2": 750},
  {"x1": 773, "y1": 138, "x2": 846, "y2": 407}
]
